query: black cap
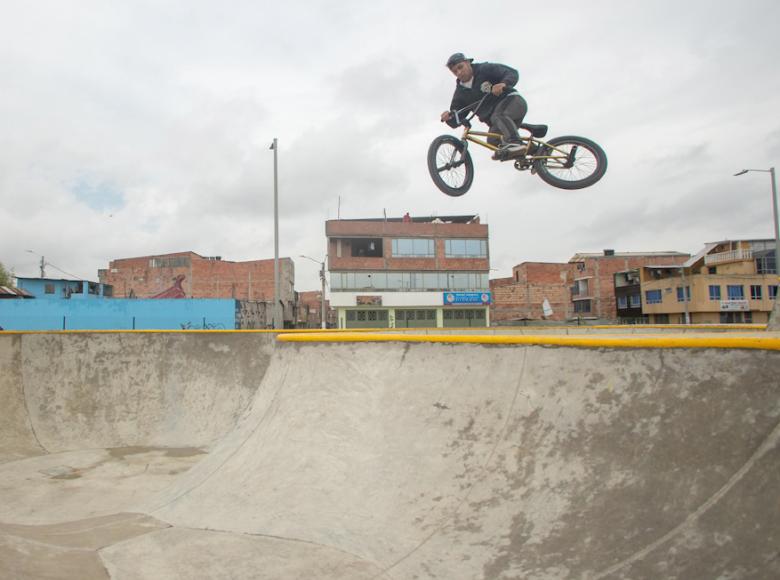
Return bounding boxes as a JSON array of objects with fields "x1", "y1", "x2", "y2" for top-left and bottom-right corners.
[{"x1": 446, "y1": 53, "x2": 473, "y2": 68}]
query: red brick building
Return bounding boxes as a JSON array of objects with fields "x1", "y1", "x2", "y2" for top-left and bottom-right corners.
[
  {"x1": 491, "y1": 250, "x2": 689, "y2": 324},
  {"x1": 99, "y1": 251, "x2": 295, "y2": 303},
  {"x1": 296, "y1": 290, "x2": 334, "y2": 328},
  {"x1": 491, "y1": 262, "x2": 575, "y2": 323}
]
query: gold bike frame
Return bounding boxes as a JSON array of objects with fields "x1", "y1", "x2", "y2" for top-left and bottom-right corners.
[{"x1": 459, "y1": 126, "x2": 563, "y2": 163}]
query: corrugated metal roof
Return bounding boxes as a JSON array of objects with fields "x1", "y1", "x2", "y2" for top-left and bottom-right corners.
[{"x1": 0, "y1": 286, "x2": 34, "y2": 298}]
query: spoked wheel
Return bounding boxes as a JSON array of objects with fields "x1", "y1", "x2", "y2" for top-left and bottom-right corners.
[
  {"x1": 427, "y1": 135, "x2": 474, "y2": 196},
  {"x1": 534, "y1": 136, "x2": 607, "y2": 190}
]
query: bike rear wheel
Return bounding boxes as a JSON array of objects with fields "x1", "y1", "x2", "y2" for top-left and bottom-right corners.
[
  {"x1": 427, "y1": 135, "x2": 474, "y2": 196},
  {"x1": 534, "y1": 136, "x2": 607, "y2": 190}
]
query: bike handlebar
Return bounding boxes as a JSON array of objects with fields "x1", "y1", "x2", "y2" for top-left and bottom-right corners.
[{"x1": 442, "y1": 91, "x2": 491, "y2": 129}]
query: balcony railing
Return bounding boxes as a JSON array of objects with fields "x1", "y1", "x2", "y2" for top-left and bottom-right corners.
[{"x1": 704, "y1": 248, "x2": 753, "y2": 265}]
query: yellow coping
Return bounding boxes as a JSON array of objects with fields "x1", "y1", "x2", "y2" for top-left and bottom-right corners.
[
  {"x1": 277, "y1": 332, "x2": 780, "y2": 351},
  {"x1": 0, "y1": 323, "x2": 768, "y2": 336}
]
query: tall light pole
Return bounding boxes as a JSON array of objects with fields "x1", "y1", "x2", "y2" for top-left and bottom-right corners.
[
  {"x1": 270, "y1": 138, "x2": 282, "y2": 329},
  {"x1": 734, "y1": 167, "x2": 779, "y2": 329},
  {"x1": 300, "y1": 255, "x2": 327, "y2": 329}
]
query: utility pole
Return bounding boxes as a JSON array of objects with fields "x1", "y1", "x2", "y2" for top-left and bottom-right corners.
[{"x1": 301, "y1": 254, "x2": 327, "y2": 329}]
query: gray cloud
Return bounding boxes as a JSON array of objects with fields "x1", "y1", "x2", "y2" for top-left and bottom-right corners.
[{"x1": 2, "y1": 0, "x2": 779, "y2": 290}]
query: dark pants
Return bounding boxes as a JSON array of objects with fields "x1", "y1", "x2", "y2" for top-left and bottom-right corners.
[{"x1": 488, "y1": 94, "x2": 528, "y2": 146}]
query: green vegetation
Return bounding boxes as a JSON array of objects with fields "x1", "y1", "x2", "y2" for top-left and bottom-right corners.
[{"x1": 0, "y1": 261, "x2": 14, "y2": 287}]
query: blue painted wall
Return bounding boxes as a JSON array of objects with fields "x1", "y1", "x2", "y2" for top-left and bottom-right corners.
[{"x1": 0, "y1": 299, "x2": 238, "y2": 330}]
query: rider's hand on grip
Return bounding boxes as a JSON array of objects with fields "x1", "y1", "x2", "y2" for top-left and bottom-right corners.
[{"x1": 445, "y1": 116, "x2": 460, "y2": 129}]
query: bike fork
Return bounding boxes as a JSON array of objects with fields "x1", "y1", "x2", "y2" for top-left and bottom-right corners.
[{"x1": 564, "y1": 145, "x2": 579, "y2": 168}]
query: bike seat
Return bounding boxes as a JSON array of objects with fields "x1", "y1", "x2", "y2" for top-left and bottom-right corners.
[{"x1": 519, "y1": 123, "x2": 548, "y2": 138}]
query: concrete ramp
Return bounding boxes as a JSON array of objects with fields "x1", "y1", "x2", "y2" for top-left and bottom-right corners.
[{"x1": 1, "y1": 332, "x2": 779, "y2": 579}]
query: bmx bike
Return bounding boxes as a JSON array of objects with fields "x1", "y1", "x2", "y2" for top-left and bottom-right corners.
[{"x1": 428, "y1": 92, "x2": 607, "y2": 196}]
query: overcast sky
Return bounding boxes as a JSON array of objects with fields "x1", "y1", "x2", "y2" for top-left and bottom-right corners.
[{"x1": 2, "y1": 0, "x2": 779, "y2": 291}]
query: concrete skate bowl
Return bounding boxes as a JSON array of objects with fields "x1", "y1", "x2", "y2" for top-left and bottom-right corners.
[{"x1": 1, "y1": 331, "x2": 779, "y2": 579}]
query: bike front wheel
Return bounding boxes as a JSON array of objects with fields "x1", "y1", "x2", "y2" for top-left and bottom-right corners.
[
  {"x1": 534, "y1": 136, "x2": 607, "y2": 190},
  {"x1": 427, "y1": 135, "x2": 474, "y2": 196}
]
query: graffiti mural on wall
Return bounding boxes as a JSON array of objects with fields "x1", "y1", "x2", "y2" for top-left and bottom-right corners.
[{"x1": 150, "y1": 275, "x2": 187, "y2": 299}]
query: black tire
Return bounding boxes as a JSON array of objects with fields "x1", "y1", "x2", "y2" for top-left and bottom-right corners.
[
  {"x1": 534, "y1": 135, "x2": 607, "y2": 190},
  {"x1": 427, "y1": 135, "x2": 474, "y2": 196}
]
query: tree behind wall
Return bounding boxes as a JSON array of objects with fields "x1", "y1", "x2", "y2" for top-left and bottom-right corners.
[{"x1": 0, "y1": 262, "x2": 13, "y2": 287}]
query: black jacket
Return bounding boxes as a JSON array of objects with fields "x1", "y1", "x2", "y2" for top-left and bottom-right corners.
[{"x1": 449, "y1": 62, "x2": 520, "y2": 124}]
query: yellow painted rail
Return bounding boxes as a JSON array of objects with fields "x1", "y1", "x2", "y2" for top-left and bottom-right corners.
[{"x1": 277, "y1": 332, "x2": 780, "y2": 351}]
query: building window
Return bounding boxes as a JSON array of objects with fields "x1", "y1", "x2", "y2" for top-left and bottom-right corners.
[
  {"x1": 745, "y1": 311, "x2": 753, "y2": 323},
  {"x1": 629, "y1": 294, "x2": 641, "y2": 308},
  {"x1": 645, "y1": 289, "x2": 662, "y2": 304},
  {"x1": 709, "y1": 285, "x2": 721, "y2": 300},
  {"x1": 770, "y1": 285, "x2": 778, "y2": 300},
  {"x1": 44, "y1": 283, "x2": 55, "y2": 294},
  {"x1": 574, "y1": 300, "x2": 591, "y2": 313},
  {"x1": 755, "y1": 254, "x2": 776, "y2": 274},
  {"x1": 708, "y1": 266, "x2": 717, "y2": 274},
  {"x1": 572, "y1": 279, "x2": 590, "y2": 297},
  {"x1": 350, "y1": 238, "x2": 383, "y2": 258},
  {"x1": 445, "y1": 239, "x2": 487, "y2": 258},
  {"x1": 676, "y1": 286, "x2": 691, "y2": 302},
  {"x1": 617, "y1": 296, "x2": 628, "y2": 309},
  {"x1": 727, "y1": 285, "x2": 744, "y2": 300},
  {"x1": 750, "y1": 285, "x2": 763, "y2": 300},
  {"x1": 392, "y1": 238, "x2": 434, "y2": 258},
  {"x1": 150, "y1": 256, "x2": 190, "y2": 268},
  {"x1": 655, "y1": 313, "x2": 670, "y2": 324},
  {"x1": 331, "y1": 271, "x2": 488, "y2": 291}
]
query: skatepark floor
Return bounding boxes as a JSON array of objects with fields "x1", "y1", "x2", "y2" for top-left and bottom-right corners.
[{"x1": 1, "y1": 329, "x2": 778, "y2": 579}]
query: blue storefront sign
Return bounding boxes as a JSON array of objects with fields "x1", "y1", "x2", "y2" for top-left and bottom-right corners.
[{"x1": 443, "y1": 292, "x2": 492, "y2": 305}]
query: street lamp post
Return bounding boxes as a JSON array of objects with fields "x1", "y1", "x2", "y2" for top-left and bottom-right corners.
[
  {"x1": 300, "y1": 255, "x2": 327, "y2": 329},
  {"x1": 734, "y1": 167, "x2": 779, "y2": 329},
  {"x1": 270, "y1": 138, "x2": 282, "y2": 329}
]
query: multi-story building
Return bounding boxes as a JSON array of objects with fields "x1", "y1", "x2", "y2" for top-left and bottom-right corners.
[
  {"x1": 614, "y1": 269, "x2": 645, "y2": 323},
  {"x1": 641, "y1": 240, "x2": 777, "y2": 324},
  {"x1": 568, "y1": 250, "x2": 689, "y2": 320},
  {"x1": 326, "y1": 215, "x2": 490, "y2": 329},
  {"x1": 491, "y1": 250, "x2": 689, "y2": 323}
]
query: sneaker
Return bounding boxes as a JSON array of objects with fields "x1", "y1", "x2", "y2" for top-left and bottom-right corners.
[
  {"x1": 492, "y1": 142, "x2": 526, "y2": 161},
  {"x1": 501, "y1": 142, "x2": 527, "y2": 157}
]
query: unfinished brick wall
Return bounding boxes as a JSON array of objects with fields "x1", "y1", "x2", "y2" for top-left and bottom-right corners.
[
  {"x1": 99, "y1": 252, "x2": 295, "y2": 302},
  {"x1": 491, "y1": 263, "x2": 574, "y2": 322}
]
